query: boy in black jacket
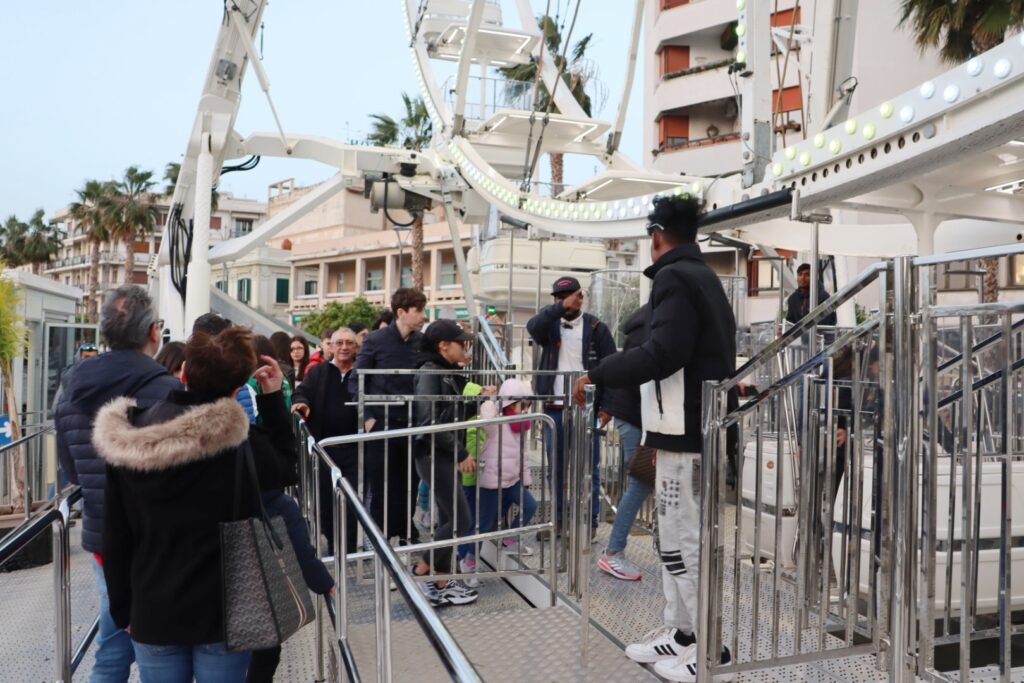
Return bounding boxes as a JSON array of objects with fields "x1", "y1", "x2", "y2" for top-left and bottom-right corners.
[{"x1": 574, "y1": 195, "x2": 737, "y2": 682}]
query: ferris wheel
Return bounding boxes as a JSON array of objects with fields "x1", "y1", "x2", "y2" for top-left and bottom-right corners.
[{"x1": 154, "y1": 0, "x2": 1024, "y2": 337}]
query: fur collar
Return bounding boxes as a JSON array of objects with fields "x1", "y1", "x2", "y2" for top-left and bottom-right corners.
[{"x1": 93, "y1": 396, "x2": 249, "y2": 472}]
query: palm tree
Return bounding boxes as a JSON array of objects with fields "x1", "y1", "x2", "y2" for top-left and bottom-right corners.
[
  {"x1": 0, "y1": 215, "x2": 28, "y2": 267},
  {"x1": 163, "y1": 161, "x2": 220, "y2": 211},
  {"x1": 498, "y1": 15, "x2": 595, "y2": 195},
  {"x1": 69, "y1": 180, "x2": 116, "y2": 320},
  {"x1": 368, "y1": 93, "x2": 433, "y2": 290},
  {"x1": 900, "y1": 0, "x2": 1024, "y2": 302},
  {"x1": 0, "y1": 262, "x2": 29, "y2": 512},
  {"x1": 20, "y1": 210, "x2": 63, "y2": 275},
  {"x1": 105, "y1": 166, "x2": 160, "y2": 283}
]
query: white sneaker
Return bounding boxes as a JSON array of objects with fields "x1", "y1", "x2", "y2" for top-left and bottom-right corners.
[
  {"x1": 653, "y1": 645, "x2": 734, "y2": 682},
  {"x1": 624, "y1": 626, "x2": 694, "y2": 663},
  {"x1": 459, "y1": 556, "x2": 480, "y2": 587},
  {"x1": 501, "y1": 537, "x2": 535, "y2": 556}
]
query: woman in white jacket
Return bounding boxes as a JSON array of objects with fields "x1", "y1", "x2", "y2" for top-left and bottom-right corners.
[{"x1": 473, "y1": 378, "x2": 538, "y2": 555}]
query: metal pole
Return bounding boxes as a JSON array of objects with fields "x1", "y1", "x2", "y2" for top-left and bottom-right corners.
[
  {"x1": 579, "y1": 385, "x2": 595, "y2": 664},
  {"x1": 53, "y1": 502, "x2": 72, "y2": 683},
  {"x1": 374, "y1": 554, "x2": 392, "y2": 683},
  {"x1": 184, "y1": 131, "x2": 213, "y2": 330},
  {"x1": 536, "y1": 235, "x2": 545, "y2": 314},
  {"x1": 508, "y1": 227, "x2": 515, "y2": 321},
  {"x1": 809, "y1": 220, "x2": 820, "y2": 354}
]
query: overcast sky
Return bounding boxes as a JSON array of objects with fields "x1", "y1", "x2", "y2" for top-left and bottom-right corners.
[{"x1": 0, "y1": 1, "x2": 644, "y2": 221}]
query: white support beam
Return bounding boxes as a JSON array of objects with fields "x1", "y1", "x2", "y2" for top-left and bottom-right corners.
[
  {"x1": 606, "y1": 0, "x2": 644, "y2": 157},
  {"x1": 737, "y1": 0, "x2": 772, "y2": 186},
  {"x1": 512, "y1": 0, "x2": 589, "y2": 121},
  {"x1": 184, "y1": 133, "x2": 214, "y2": 334},
  {"x1": 453, "y1": 0, "x2": 487, "y2": 132},
  {"x1": 807, "y1": 0, "x2": 859, "y2": 132},
  {"x1": 208, "y1": 174, "x2": 349, "y2": 265}
]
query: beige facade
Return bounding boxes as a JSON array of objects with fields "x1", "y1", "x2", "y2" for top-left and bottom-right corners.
[
  {"x1": 46, "y1": 195, "x2": 266, "y2": 315},
  {"x1": 213, "y1": 245, "x2": 292, "y2": 318},
  {"x1": 268, "y1": 179, "x2": 474, "y2": 323}
]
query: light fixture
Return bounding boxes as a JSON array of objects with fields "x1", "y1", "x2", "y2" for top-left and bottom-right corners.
[
  {"x1": 862, "y1": 123, "x2": 877, "y2": 140},
  {"x1": 799, "y1": 151, "x2": 812, "y2": 166},
  {"x1": 828, "y1": 139, "x2": 842, "y2": 154},
  {"x1": 943, "y1": 84, "x2": 960, "y2": 103},
  {"x1": 785, "y1": 146, "x2": 797, "y2": 160},
  {"x1": 879, "y1": 102, "x2": 894, "y2": 119},
  {"x1": 691, "y1": 182, "x2": 702, "y2": 193},
  {"x1": 735, "y1": 50, "x2": 747, "y2": 64},
  {"x1": 844, "y1": 118, "x2": 858, "y2": 134},
  {"x1": 736, "y1": 0, "x2": 746, "y2": 8},
  {"x1": 899, "y1": 105, "x2": 915, "y2": 123},
  {"x1": 736, "y1": 23, "x2": 746, "y2": 37},
  {"x1": 773, "y1": 162, "x2": 784, "y2": 177},
  {"x1": 966, "y1": 57, "x2": 984, "y2": 76},
  {"x1": 994, "y1": 58, "x2": 1012, "y2": 79},
  {"x1": 813, "y1": 133, "x2": 826, "y2": 148},
  {"x1": 920, "y1": 81, "x2": 936, "y2": 99}
]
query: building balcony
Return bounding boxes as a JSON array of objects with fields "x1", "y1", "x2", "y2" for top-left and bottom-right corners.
[
  {"x1": 651, "y1": 136, "x2": 742, "y2": 177},
  {"x1": 653, "y1": 64, "x2": 734, "y2": 112},
  {"x1": 654, "y1": 0, "x2": 737, "y2": 44}
]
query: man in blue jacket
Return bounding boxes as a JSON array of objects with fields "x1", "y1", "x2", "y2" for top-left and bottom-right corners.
[
  {"x1": 527, "y1": 276, "x2": 616, "y2": 535},
  {"x1": 55, "y1": 286, "x2": 180, "y2": 683}
]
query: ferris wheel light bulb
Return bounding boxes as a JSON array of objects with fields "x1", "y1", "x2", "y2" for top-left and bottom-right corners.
[
  {"x1": 879, "y1": 102, "x2": 894, "y2": 119},
  {"x1": 691, "y1": 182, "x2": 702, "y2": 194},
  {"x1": 735, "y1": 50, "x2": 747, "y2": 64},
  {"x1": 736, "y1": 0, "x2": 745, "y2": 9},
  {"x1": 772, "y1": 163, "x2": 784, "y2": 177},
  {"x1": 735, "y1": 23, "x2": 746, "y2": 37},
  {"x1": 828, "y1": 139, "x2": 842, "y2": 154},
  {"x1": 966, "y1": 57, "x2": 983, "y2": 77},
  {"x1": 784, "y1": 146, "x2": 797, "y2": 160},
  {"x1": 799, "y1": 151, "x2": 812, "y2": 166},
  {"x1": 862, "y1": 123, "x2": 876, "y2": 140},
  {"x1": 844, "y1": 118, "x2": 857, "y2": 134},
  {"x1": 943, "y1": 84, "x2": 960, "y2": 102},
  {"x1": 994, "y1": 58, "x2": 1012, "y2": 79},
  {"x1": 813, "y1": 133, "x2": 826, "y2": 148},
  {"x1": 899, "y1": 105, "x2": 915, "y2": 123},
  {"x1": 920, "y1": 81, "x2": 935, "y2": 99}
]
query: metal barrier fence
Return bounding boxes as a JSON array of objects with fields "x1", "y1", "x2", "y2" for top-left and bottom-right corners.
[
  {"x1": 1, "y1": 425, "x2": 58, "y2": 518},
  {"x1": 296, "y1": 403, "x2": 597, "y2": 682},
  {"x1": 699, "y1": 245, "x2": 1024, "y2": 682}
]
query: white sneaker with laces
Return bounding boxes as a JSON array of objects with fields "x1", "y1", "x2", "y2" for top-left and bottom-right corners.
[
  {"x1": 459, "y1": 556, "x2": 480, "y2": 587},
  {"x1": 624, "y1": 626, "x2": 694, "y2": 663},
  {"x1": 653, "y1": 645, "x2": 734, "y2": 682},
  {"x1": 438, "y1": 579, "x2": 478, "y2": 605},
  {"x1": 501, "y1": 538, "x2": 535, "y2": 556}
]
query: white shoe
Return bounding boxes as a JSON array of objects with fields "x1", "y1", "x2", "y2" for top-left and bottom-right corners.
[
  {"x1": 653, "y1": 645, "x2": 734, "y2": 682},
  {"x1": 459, "y1": 556, "x2": 480, "y2": 588},
  {"x1": 501, "y1": 537, "x2": 535, "y2": 556},
  {"x1": 624, "y1": 626, "x2": 694, "y2": 664}
]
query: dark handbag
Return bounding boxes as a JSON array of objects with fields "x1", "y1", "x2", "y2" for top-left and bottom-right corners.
[
  {"x1": 220, "y1": 442, "x2": 315, "y2": 651},
  {"x1": 627, "y1": 444, "x2": 657, "y2": 489}
]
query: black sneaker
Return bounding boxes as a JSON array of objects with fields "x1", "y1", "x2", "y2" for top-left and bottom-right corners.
[{"x1": 438, "y1": 579, "x2": 479, "y2": 605}]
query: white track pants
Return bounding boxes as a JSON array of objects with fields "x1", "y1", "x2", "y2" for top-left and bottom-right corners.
[{"x1": 657, "y1": 450, "x2": 702, "y2": 635}]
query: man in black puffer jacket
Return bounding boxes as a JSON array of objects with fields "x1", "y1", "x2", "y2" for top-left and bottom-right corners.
[{"x1": 54, "y1": 285, "x2": 180, "y2": 682}]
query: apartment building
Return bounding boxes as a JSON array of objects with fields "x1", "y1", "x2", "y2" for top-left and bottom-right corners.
[
  {"x1": 47, "y1": 194, "x2": 266, "y2": 315},
  {"x1": 263, "y1": 179, "x2": 474, "y2": 324}
]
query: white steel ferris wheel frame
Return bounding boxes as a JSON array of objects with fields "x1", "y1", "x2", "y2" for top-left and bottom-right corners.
[{"x1": 154, "y1": 0, "x2": 1024, "y2": 339}]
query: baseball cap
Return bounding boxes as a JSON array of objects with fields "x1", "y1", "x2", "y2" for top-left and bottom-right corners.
[
  {"x1": 551, "y1": 276, "x2": 582, "y2": 296},
  {"x1": 424, "y1": 319, "x2": 474, "y2": 346}
]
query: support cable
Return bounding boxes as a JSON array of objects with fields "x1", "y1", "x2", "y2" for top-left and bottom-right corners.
[{"x1": 518, "y1": 0, "x2": 553, "y2": 192}]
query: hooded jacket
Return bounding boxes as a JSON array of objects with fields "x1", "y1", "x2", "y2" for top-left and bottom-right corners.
[
  {"x1": 411, "y1": 352, "x2": 475, "y2": 461},
  {"x1": 95, "y1": 389, "x2": 296, "y2": 645},
  {"x1": 588, "y1": 244, "x2": 737, "y2": 453},
  {"x1": 475, "y1": 378, "x2": 534, "y2": 489},
  {"x1": 54, "y1": 350, "x2": 181, "y2": 553}
]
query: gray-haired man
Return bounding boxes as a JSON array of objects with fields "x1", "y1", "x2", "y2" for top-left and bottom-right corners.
[{"x1": 55, "y1": 286, "x2": 180, "y2": 682}]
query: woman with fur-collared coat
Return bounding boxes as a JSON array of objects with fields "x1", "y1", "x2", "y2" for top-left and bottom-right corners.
[{"x1": 94, "y1": 327, "x2": 296, "y2": 683}]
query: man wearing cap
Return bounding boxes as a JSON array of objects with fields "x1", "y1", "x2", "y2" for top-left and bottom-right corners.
[
  {"x1": 786, "y1": 262, "x2": 837, "y2": 326},
  {"x1": 527, "y1": 275, "x2": 617, "y2": 535},
  {"x1": 572, "y1": 194, "x2": 737, "y2": 681}
]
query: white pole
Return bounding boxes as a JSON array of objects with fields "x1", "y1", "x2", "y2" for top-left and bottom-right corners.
[{"x1": 185, "y1": 133, "x2": 213, "y2": 330}]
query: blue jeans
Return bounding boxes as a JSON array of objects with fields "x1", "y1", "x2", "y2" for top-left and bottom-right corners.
[
  {"x1": 459, "y1": 483, "x2": 538, "y2": 557},
  {"x1": 132, "y1": 642, "x2": 250, "y2": 683},
  {"x1": 606, "y1": 419, "x2": 654, "y2": 554},
  {"x1": 92, "y1": 558, "x2": 135, "y2": 682},
  {"x1": 544, "y1": 408, "x2": 601, "y2": 528}
]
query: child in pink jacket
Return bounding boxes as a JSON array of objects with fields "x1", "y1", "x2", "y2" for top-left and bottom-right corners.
[{"x1": 473, "y1": 377, "x2": 538, "y2": 556}]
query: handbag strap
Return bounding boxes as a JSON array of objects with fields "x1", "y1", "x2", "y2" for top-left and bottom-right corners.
[{"x1": 232, "y1": 439, "x2": 285, "y2": 550}]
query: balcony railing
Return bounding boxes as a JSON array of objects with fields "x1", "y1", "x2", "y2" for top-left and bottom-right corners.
[
  {"x1": 655, "y1": 131, "x2": 741, "y2": 155},
  {"x1": 443, "y1": 75, "x2": 536, "y2": 121},
  {"x1": 662, "y1": 57, "x2": 735, "y2": 81}
]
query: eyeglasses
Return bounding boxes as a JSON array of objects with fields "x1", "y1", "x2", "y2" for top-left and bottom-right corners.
[
  {"x1": 80, "y1": 343, "x2": 98, "y2": 351},
  {"x1": 290, "y1": 346, "x2": 305, "y2": 352},
  {"x1": 645, "y1": 222, "x2": 665, "y2": 236}
]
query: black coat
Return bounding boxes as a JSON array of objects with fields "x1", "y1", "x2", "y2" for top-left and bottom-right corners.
[
  {"x1": 526, "y1": 304, "x2": 617, "y2": 406},
  {"x1": 786, "y1": 286, "x2": 837, "y2": 326},
  {"x1": 293, "y1": 361, "x2": 358, "y2": 462},
  {"x1": 411, "y1": 355, "x2": 472, "y2": 461},
  {"x1": 95, "y1": 389, "x2": 297, "y2": 646},
  {"x1": 350, "y1": 322, "x2": 424, "y2": 427},
  {"x1": 599, "y1": 304, "x2": 650, "y2": 427},
  {"x1": 589, "y1": 244, "x2": 737, "y2": 453},
  {"x1": 54, "y1": 351, "x2": 181, "y2": 553}
]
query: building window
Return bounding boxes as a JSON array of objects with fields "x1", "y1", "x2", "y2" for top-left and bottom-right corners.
[
  {"x1": 399, "y1": 265, "x2": 413, "y2": 288},
  {"x1": 938, "y1": 260, "x2": 984, "y2": 292},
  {"x1": 303, "y1": 280, "x2": 318, "y2": 297},
  {"x1": 234, "y1": 219, "x2": 253, "y2": 237},
  {"x1": 440, "y1": 261, "x2": 458, "y2": 287},
  {"x1": 335, "y1": 272, "x2": 345, "y2": 293},
  {"x1": 275, "y1": 278, "x2": 289, "y2": 304},
  {"x1": 659, "y1": 45, "x2": 689, "y2": 77},
  {"x1": 366, "y1": 268, "x2": 384, "y2": 291},
  {"x1": 1012, "y1": 255, "x2": 1024, "y2": 287},
  {"x1": 237, "y1": 278, "x2": 251, "y2": 304},
  {"x1": 215, "y1": 280, "x2": 227, "y2": 292},
  {"x1": 658, "y1": 114, "x2": 690, "y2": 150}
]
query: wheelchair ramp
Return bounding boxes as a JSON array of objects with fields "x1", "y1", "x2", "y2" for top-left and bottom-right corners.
[{"x1": 344, "y1": 605, "x2": 657, "y2": 682}]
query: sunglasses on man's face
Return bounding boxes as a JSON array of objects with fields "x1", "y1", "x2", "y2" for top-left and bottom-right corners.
[
  {"x1": 80, "y1": 343, "x2": 98, "y2": 352},
  {"x1": 645, "y1": 222, "x2": 665, "y2": 236}
]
